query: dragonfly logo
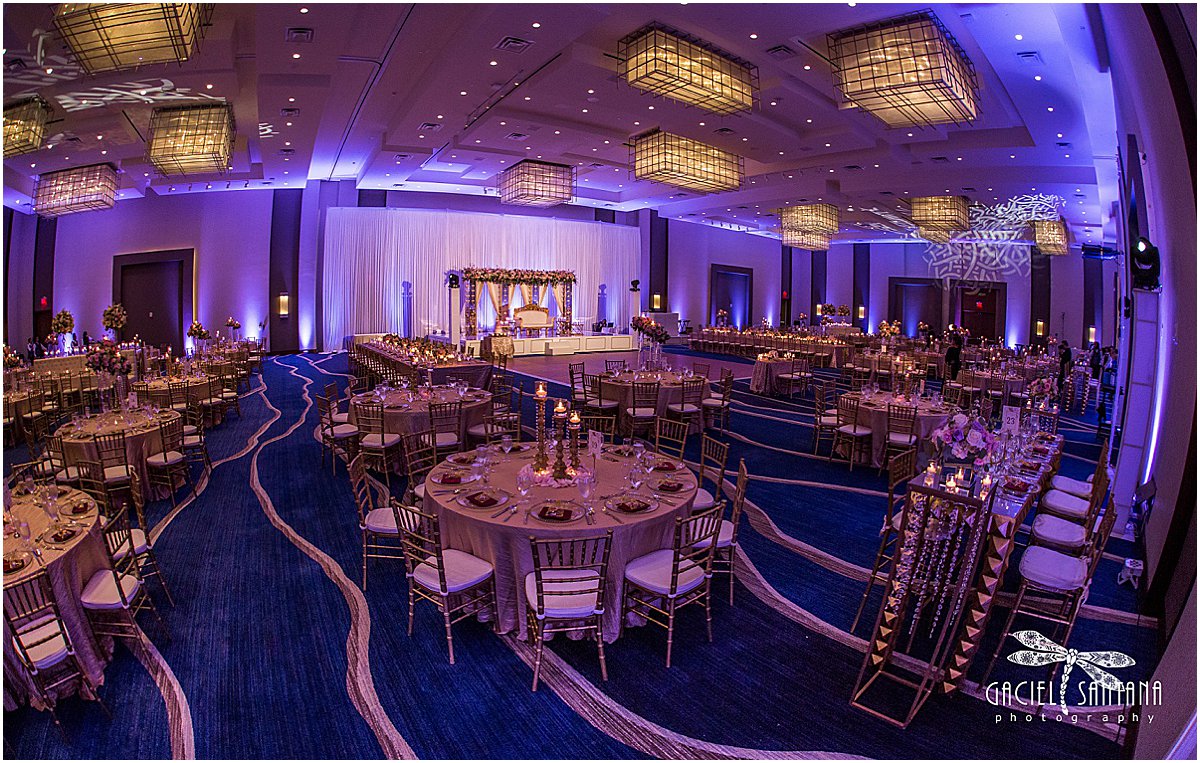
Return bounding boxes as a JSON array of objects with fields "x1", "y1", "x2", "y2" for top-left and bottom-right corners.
[{"x1": 1004, "y1": 630, "x2": 1137, "y2": 714}]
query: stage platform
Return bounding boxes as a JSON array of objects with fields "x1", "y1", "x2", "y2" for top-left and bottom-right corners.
[{"x1": 430, "y1": 332, "x2": 635, "y2": 357}]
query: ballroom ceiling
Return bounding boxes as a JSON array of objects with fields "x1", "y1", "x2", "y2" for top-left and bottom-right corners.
[{"x1": 1, "y1": 2, "x2": 1119, "y2": 247}]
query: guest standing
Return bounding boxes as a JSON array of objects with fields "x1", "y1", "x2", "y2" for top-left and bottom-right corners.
[
  {"x1": 944, "y1": 334, "x2": 963, "y2": 381},
  {"x1": 1088, "y1": 341, "x2": 1102, "y2": 379},
  {"x1": 1057, "y1": 342, "x2": 1073, "y2": 393}
]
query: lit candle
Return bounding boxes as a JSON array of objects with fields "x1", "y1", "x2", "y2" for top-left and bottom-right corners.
[
  {"x1": 946, "y1": 476, "x2": 957, "y2": 492},
  {"x1": 554, "y1": 399, "x2": 567, "y2": 416},
  {"x1": 568, "y1": 410, "x2": 580, "y2": 426},
  {"x1": 535, "y1": 381, "x2": 547, "y2": 399}
]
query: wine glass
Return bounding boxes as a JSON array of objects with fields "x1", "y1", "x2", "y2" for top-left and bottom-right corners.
[
  {"x1": 516, "y1": 469, "x2": 532, "y2": 503},
  {"x1": 15, "y1": 521, "x2": 31, "y2": 553},
  {"x1": 628, "y1": 463, "x2": 646, "y2": 492},
  {"x1": 500, "y1": 434, "x2": 514, "y2": 455},
  {"x1": 578, "y1": 468, "x2": 596, "y2": 513}
]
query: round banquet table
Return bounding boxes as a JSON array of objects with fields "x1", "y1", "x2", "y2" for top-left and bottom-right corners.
[
  {"x1": 426, "y1": 361, "x2": 492, "y2": 389},
  {"x1": 3, "y1": 486, "x2": 110, "y2": 711},
  {"x1": 143, "y1": 373, "x2": 217, "y2": 407},
  {"x1": 57, "y1": 409, "x2": 182, "y2": 499},
  {"x1": 843, "y1": 392, "x2": 956, "y2": 468},
  {"x1": 423, "y1": 444, "x2": 698, "y2": 642},
  {"x1": 4, "y1": 389, "x2": 37, "y2": 419},
  {"x1": 347, "y1": 386, "x2": 492, "y2": 445},
  {"x1": 750, "y1": 358, "x2": 798, "y2": 396},
  {"x1": 599, "y1": 370, "x2": 707, "y2": 434},
  {"x1": 966, "y1": 372, "x2": 1026, "y2": 397}
]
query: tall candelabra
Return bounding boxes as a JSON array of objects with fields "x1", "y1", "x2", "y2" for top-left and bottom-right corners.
[
  {"x1": 552, "y1": 399, "x2": 570, "y2": 480},
  {"x1": 533, "y1": 381, "x2": 549, "y2": 472},
  {"x1": 568, "y1": 411, "x2": 581, "y2": 470}
]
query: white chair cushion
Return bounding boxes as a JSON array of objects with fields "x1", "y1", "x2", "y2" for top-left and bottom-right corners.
[
  {"x1": 1041, "y1": 489, "x2": 1089, "y2": 519},
  {"x1": 147, "y1": 450, "x2": 185, "y2": 467},
  {"x1": 331, "y1": 411, "x2": 351, "y2": 424},
  {"x1": 80, "y1": 571, "x2": 141, "y2": 610},
  {"x1": 1031, "y1": 514, "x2": 1087, "y2": 548},
  {"x1": 524, "y1": 569, "x2": 602, "y2": 619},
  {"x1": 413, "y1": 549, "x2": 494, "y2": 594},
  {"x1": 887, "y1": 432, "x2": 917, "y2": 446},
  {"x1": 467, "y1": 423, "x2": 505, "y2": 438},
  {"x1": 666, "y1": 403, "x2": 701, "y2": 414},
  {"x1": 1050, "y1": 474, "x2": 1092, "y2": 499},
  {"x1": 692, "y1": 487, "x2": 716, "y2": 511},
  {"x1": 54, "y1": 466, "x2": 81, "y2": 482},
  {"x1": 434, "y1": 432, "x2": 459, "y2": 448},
  {"x1": 818, "y1": 415, "x2": 838, "y2": 426},
  {"x1": 362, "y1": 507, "x2": 399, "y2": 534},
  {"x1": 183, "y1": 434, "x2": 204, "y2": 447},
  {"x1": 103, "y1": 465, "x2": 131, "y2": 482},
  {"x1": 690, "y1": 519, "x2": 735, "y2": 549},
  {"x1": 837, "y1": 425, "x2": 872, "y2": 436},
  {"x1": 182, "y1": 424, "x2": 198, "y2": 436},
  {"x1": 1019, "y1": 546, "x2": 1088, "y2": 591},
  {"x1": 330, "y1": 424, "x2": 359, "y2": 439},
  {"x1": 413, "y1": 482, "x2": 426, "y2": 499},
  {"x1": 624, "y1": 549, "x2": 705, "y2": 597},
  {"x1": 114, "y1": 528, "x2": 151, "y2": 559},
  {"x1": 362, "y1": 433, "x2": 402, "y2": 449},
  {"x1": 701, "y1": 398, "x2": 728, "y2": 408},
  {"x1": 589, "y1": 399, "x2": 620, "y2": 409},
  {"x1": 16, "y1": 614, "x2": 70, "y2": 670},
  {"x1": 625, "y1": 406, "x2": 657, "y2": 418}
]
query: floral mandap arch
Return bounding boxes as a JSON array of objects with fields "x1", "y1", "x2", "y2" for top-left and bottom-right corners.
[{"x1": 455, "y1": 268, "x2": 576, "y2": 337}]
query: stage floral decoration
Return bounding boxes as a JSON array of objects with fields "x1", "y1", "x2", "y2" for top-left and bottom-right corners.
[
  {"x1": 102, "y1": 303, "x2": 127, "y2": 333},
  {"x1": 4, "y1": 345, "x2": 24, "y2": 369},
  {"x1": 877, "y1": 320, "x2": 901, "y2": 337},
  {"x1": 460, "y1": 268, "x2": 577, "y2": 286},
  {"x1": 820, "y1": 302, "x2": 835, "y2": 316},
  {"x1": 187, "y1": 320, "x2": 210, "y2": 340},
  {"x1": 836, "y1": 304, "x2": 850, "y2": 317},
  {"x1": 631, "y1": 315, "x2": 671, "y2": 344},
  {"x1": 1027, "y1": 376, "x2": 1058, "y2": 400},
  {"x1": 917, "y1": 321, "x2": 931, "y2": 333},
  {"x1": 50, "y1": 309, "x2": 74, "y2": 337},
  {"x1": 85, "y1": 339, "x2": 133, "y2": 376},
  {"x1": 225, "y1": 317, "x2": 241, "y2": 330},
  {"x1": 932, "y1": 413, "x2": 997, "y2": 465}
]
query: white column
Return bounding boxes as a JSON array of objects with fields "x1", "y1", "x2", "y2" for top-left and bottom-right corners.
[{"x1": 449, "y1": 285, "x2": 461, "y2": 346}]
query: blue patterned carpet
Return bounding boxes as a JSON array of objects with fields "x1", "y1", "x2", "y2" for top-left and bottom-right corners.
[{"x1": 3, "y1": 351, "x2": 1150, "y2": 759}]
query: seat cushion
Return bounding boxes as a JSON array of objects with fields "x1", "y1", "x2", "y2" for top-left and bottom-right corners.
[
  {"x1": 80, "y1": 570, "x2": 141, "y2": 610},
  {"x1": 331, "y1": 411, "x2": 351, "y2": 424},
  {"x1": 362, "y1": 507, "x2": 399, "y2": 534},
  {"x1": 113, "y1": 528, "x2": 151, "y2": 559},
  {"x1": 818, "y1": 415, "x2": 839, "y2": 426},
  {"x1": 467, "y1": 423, "x2": 506, "y2": 438},
  {"x1": 362, "y1": 432, "x2": 402, "y2": 449},
  {"x1": 330, "y1": 424, "x2": 359, "y2": 439},
  {"x1": 1019, "y1": 545, "x2": 1089, "y2": 591},
  {"x1": 1041, "y1": 489, "x2": 1089, "y2": 519},
  {"x1": 413, "y1": 549, "x2": 494, "y2": 594},
  {"x1": 690, "y1": 519, "x2": 735, "y2": 549},
  {"x1": 692, "y1": 487, "x2": 716, "y2": 511},
  {"x1": 413, "y1": 481, "x2": 426, "y2": 499},
  {"x1": 103, "y1": 465, "x2": 131, "y2": 482},
  {"x1": 16, "y1": 614, "x2": 70, "y2": 670},
  {"x1": 666, "y1": 403, "x2": 700, "y2": 414},
  {"x1": 887, "y1": 432, "x2": 917, "y2": 446},
  {"x1": 434, "y1": 432, "x2": 459, "y2": 448},
  {"x1": 624, "y1": 548, "x2": 705, "y2": 597},
  {"x1": 625, "y1": 406, "x2": 657, "y2": 418},
  {"x1": 182, "y1": 424, "x2": 199, "y2": 436},
  {"x1": 589, "y1": 399, "x2": 620, "y2": 409},
  {"x1": 1050, "y1": 474, "x2": 1092, "y2": 499},
  {"x1": 183, "y1": 434, "x2": 204, "y2": 448},
  {"x1": 701, "y1": 397, "x2": 728, "y2": 408},
  {"x1": 524, "y1": 569, "x2": 602, "y2": 619},
  {"x1": 54, "y1": 466, "x2": 81, "y2": 483},
  {"x1": 147, "y1": 450, "x2": 185, "y2": 467},
  {"x1": 837, "y1": 425, "x2": 872, "y2": 436},
  {"x1": 1031, "y1": 514, "x2": 1087, "y2": 548}
]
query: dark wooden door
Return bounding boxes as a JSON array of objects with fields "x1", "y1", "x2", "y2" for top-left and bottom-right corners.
[
  {"x1": 120, "y1": 261, "x2": 182, "y2": 352},
  {"x1": 959, "y1": 286, "x2": 999, "y2": 338},
  {"x1": 709, "y1": 265, "x2": 753, "y2": 329}
]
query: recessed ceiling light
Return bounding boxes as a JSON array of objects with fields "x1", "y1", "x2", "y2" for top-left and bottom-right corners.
[
  {"x1": 489, "y1": 60, "x2": 498, "y2": 66},
  {"x1": 292, "y1": 53, "x2": 301, "y2": 59},
  {"x1": 1014, "y1": 34, "x2": 1024, "y2": 40},
  {"x1": 1034, "y1": 75, "x2": 1042, "y2": 82},
  {"x1": 532, "y1": 21, "x2": 540, "y2": 28},
  {"x1": 459, "y1": 91, "x2": 467, "y2": 96},
  {"x1": 749, "y1": 33, "x2": 758, "y2": 39},
  {"x1": 803, "y1": 65, "x2": 811, "y2": 71}
]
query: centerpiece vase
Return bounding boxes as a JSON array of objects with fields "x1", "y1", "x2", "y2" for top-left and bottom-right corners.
[{"x1": 115, "y1": 374, "x2": 131, "y2": 410}]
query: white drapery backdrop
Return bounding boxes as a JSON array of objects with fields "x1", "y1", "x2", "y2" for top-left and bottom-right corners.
[{"x1": 322, "y1": 207, "x2": 639, "y2": 348}]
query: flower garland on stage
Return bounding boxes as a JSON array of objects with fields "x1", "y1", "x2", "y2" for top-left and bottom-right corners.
[
  {"x1": 631, "y1": 315, "x2": 670, "y2": 344},
  {"x1": 460, "y1": 267, "x2": 577, "y2": 285}
]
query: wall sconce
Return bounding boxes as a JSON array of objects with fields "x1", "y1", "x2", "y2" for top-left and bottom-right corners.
[
  {"x1": 857, "y1": 305, "x2": 865, "y2": 320},
  {"x1": 1088, "y1": 325, "x2": 1096, "y2": 343},
  {"x1": 1035, "y1": 320, "x2": 1045, "y2": 336},
  {"x1": 815, "y1": 304, "x2": 823, "y2": 316},
  {"x1": 651, "y1": 293, "x2": 663, "y2": 310},
  {"x1": 277, "y1": 292, "x2": 290, "y2": 318}
]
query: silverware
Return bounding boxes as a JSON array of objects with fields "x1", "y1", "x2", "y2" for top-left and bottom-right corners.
[
  {"x1": 489, "y1": 504, "x2": 510, "y2": 518},
  {"x1": 603, "y1": 508, "x2": 624, "y2": 524}
]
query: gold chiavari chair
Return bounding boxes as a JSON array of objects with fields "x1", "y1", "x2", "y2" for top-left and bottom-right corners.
[
  {"x1": 850, "y1": 448, "x2": 917, "y2": 633},
  {"x1": 525, "y1": 531, "x2": 613, "y2": 690},
  {"x1": 93, "y1": 431, "x2": 134, "y2": 491},
  {"x1": 667, "y1": 377, "x2": 706, "y2": 431},
  {"x1": 582, "y1": 373, "x2": 621, "y2": 418},
  {"x1": 353, "y1": 400, "x2": 402, "y2": 488},
  {"x1": 166, "y1": 380, "x2": 190, "y2": 413},
  {"x1": 579, "y1": 414, "x2": 616, "y2": 444},
  {"x1": 779, "y1": 357, "x2": 813, "y2": 398},
  {"x1": 467, "y1": 398, "x2": 521, "y2": 445},
  {"x1": 1038, "y1": 461, "x2": 1110, "y2": 530},
  {"x1": 41, "y1": 434, "x2": 79, "y2": 485},
  {"x1": 127, "y1": 473, "x2": 175, "y2": 606},
  {"x1": 653, "y1": 417, "x2": 689, "y2": 461},
  {"x1": 18, "y1": 389, "x2": 46, "y2": 438},
  {"x1": 691, "y1": 459, "x2": 749, "y2": 605},
  {"x1": 429, "y1": 400, "x2": 464, "y2": 454},
  {"x1": 392, "y1": 501, "x2": 497, "y2": 665},
  {"x1": 1049, "y1": 439, "x2": 1109, "y2": 499},
  {"x1": 75, "y1": 460, "x2": 117, "y2": 519},
  {"x1": 980, "y1": 484, "x2": 1119, "y2": 687},
  {"x1": 349, "y1": 454, "x2": 405, "y2": 591},
  {"x1": 80, "y1": 506, "x2": 169, "y2": 641},
  {"x1": 693, "y1": 435, "x2": 729, "y2": 511},
  {"x1": 626, "y1": 381, "x2": 660, "y2": 441},
  {"x1": 1027, "y1": 407, "x2": 1060, "y2": 435},
  {"x1": 830, "y1": 395, "x2": 872, "y2": 471},
  {"x1": 568, "y1": 361, "x2": 587, "y2": 406},
  {"x1": 700, "y1": 372, "x2": 734, "y2": 433},
  {"x1": 181, "y1": 405, "x2": 212, "y2": 474},
  {"x1": 147, "y1": 417, "x2": 192, "y2": 507},
  {"x1": 621, "y1": 503, "x2": 723, "y2": 667},
  {"x1": 811, "y1": 381, "x2": 840, "y2": 456},
  {"x1": 316, "y1": 394, "x2": 359, "y2": 475},
  {"x1": 402, "y1": 429, "x2": 438, "y2": 503},
  {"x1": 605, "y1": 359, "x2": 627, "y2": 373},
  {"x1": 218, "y1": 370, "x2": 241, "y2": 417},
  {"x1": 884, "y1": 403, "x2": 918, "y2": 470},
  {"x1": 4, "y1": 569, "x2": 109, "y2": 731},
  {"x1": 692, "y1": 362, "x2": 711, "y2": 378}
]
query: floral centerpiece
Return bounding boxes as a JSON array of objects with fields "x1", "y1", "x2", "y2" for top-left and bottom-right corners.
[
  {"x1": 102, "y1": 303, "x2": 127, "y2": 336},
  {"x1": 187, "y1": 320, "x2": 210, "y2": 340},
  {"x1": 932, "y1": 413, "x2": 997, "y2": 466},
  {"x1": 225, "y1": 317, "x2": 242, "y2": 330},
  {"x1": 795, "y1": 312, "x2": 808, "y2": 326},
  {"x1": 917, "y1": 321, "x2": 930, "y2": 334},
  {"x1": 836, "y1": 304, "x2": 850, "y2": 319},
  {"x1": 877, "y1": 320, "x2": 901, "y2": 338},
  {"x1": 50, "y1": 308, "x2": 74, "y2": 338},
  {"x1": 85, "y1": 339, "x2": 133, "y2": 376},
  {"x1": 631, "y1": 315, "x2": 670, "y2": 344},
  {"x1": 4, "y1": 344, "x2": 24, "y2": 369},
  {"x1": 1027, "y1": 376, "x2": 1058, "y2": 402},
  {"x1": 460, "y1": 267, "x2": 577, "y2": 285}
]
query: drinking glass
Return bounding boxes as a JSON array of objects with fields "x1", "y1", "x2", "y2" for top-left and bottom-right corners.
[
  {"x1": 500, "y1": 434, "x2": 514, "y2": 455},
  {"x1": 628, "y1": 463, "x2": 646, "y2": 492},
  {"x1": 578, "y1": 468, "x2": 595, "y2": 509},
  {"x1": 516, "y1": 470, "x2": 532, "y2": 501}
]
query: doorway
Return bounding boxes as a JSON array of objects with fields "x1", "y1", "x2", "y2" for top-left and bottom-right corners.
[
  {"x1": 709, "y1": 264, "x2": 753, "y2": 329},
  {"x1": 888, "y1": 278, "x2": 944, "y2": 334},
  {"x1": 112, "y1": 249, "x2": 193, "y2": 353},
  {"x1": 956, "y1": 283, "x2": 1006, "y2": 340}
]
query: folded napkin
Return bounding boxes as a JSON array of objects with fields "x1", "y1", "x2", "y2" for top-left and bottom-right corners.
[{"x1": 466, "y1": 491, "x2": 498, "y2": 508}]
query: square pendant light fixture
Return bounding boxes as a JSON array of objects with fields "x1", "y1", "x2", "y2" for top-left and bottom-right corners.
[
  {"x1": 632, "y1": 130, "x2": 743, "y2": 193},
  {"x1": 33, "y1": 163, "x2": 118, "y2": 217},
  {"x1": 1032, "y1": 218, "x2": 1069, "y2": 255},
  {"x1": 782, "y1": 230, "x2": 832, "y2": 250},
  {"x1": 3, "y1": 96, "x2": 53, "y2": 157},
  {"x1": 147, "y1": 103, "x2": 235, "y2": 176},
  {"x1": 498, "y1": 160, "x2": 574, "y2": 207},
  {"x1": 828, "y1": 10, "x2": 978, "y2": 128},
  {"x1": 780, "y1": 203, "x2": 839, "y2": 249},
  {"x1": 618, "y1": 23, "x2": 757, "y2": 115},
  {"x1": 53, "y1": 2, "x2": 214, "y2": 75},
  {"x1": 917, "y1": 226, "x2": 953, "y2": 244},
  {"x1": 910, "y1": 195, "x2": 970, "y2": 233}
]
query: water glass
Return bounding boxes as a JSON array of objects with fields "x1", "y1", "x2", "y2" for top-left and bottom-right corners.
[
  {"x1": 516, "y1": 470, "x2": 532, "y2": 499},
  {"x1": 500, "y1": 434, "x2": 514, "y2": 455},
  {"x1": 578, "y1": 469, "x2": 595, "y2": 507}
]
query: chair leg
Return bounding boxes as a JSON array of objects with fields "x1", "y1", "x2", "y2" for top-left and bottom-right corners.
[
  {"x1": 531, "y1": 623, "x2": 544, "y2": 691},
  {"x1": 442, "y1": 601, "x2": 456, "y2": 665},
  {"x1": 665, "y1": 601, "x2": 677, "y2": 668},
  {"x1": 705, "y1": 590, "x2": 713, "y2": 643},
  {"x1": 406, "y1": 588, "x2": 415, "y2": 636},
  {"x1": 144, "y1": 549, "x2": 175, "y2": 607},
  {"x1": 361, "y1": 532, "x2": 369, "y2": 591},
  {"x1": 595, "y1": 621, "x2": 608, "y2": 682},
  {"x1": 728, "y1": 549, "x2": 736, "y2": 606}
]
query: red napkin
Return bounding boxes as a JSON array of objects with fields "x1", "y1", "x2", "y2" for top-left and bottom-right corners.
[
  {"x1": 652, "y1": 461, "x2": 677, "y2": 472},
  {"x1": 439, "y1": 473, "x2": 462, "y2": 485},
  {"x1": 467, "y1": 492, "x2": 498, "y2": 507},
  {"x1": 658, "y1": 481, "x2": 683, "y2": 493},
  {"x1": 539, "y1": 505, "x2": 571, "y2": 521}
]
